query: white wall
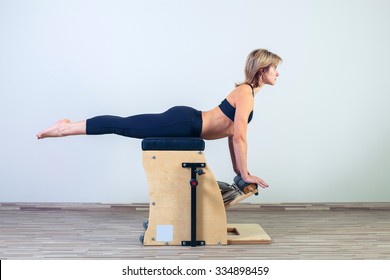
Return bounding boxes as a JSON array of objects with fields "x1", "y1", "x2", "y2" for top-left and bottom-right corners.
[{"x1": 1, "y1": 0, "x2": 389, "y2": 203}]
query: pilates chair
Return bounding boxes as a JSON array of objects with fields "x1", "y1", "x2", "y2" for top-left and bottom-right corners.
[{"x1": 139, "y1": 137, "x2": 271, "y2": 246}]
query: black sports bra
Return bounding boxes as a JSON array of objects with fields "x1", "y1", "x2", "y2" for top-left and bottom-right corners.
[{"x1": 219, "y1": 84, "x2": 254, "y2": 123}]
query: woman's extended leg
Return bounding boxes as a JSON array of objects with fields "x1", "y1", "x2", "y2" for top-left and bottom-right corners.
[
  {"x1": 86, "y1": 106, "x2": 201, "y2": 138},
  {"x1": 37, "y1": 106, "x2": 202, "y2": 139},
  {"x1": 37, "y1": 119, "x2": 86, "y2": 139}
]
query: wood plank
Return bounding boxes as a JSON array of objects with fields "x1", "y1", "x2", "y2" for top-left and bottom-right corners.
[
  {"x1": 224, "y1": 189, "x2": 259, "y2": 209},
  {"x1": 227, "y1": 224, "x2": 272, "y2": 245}
]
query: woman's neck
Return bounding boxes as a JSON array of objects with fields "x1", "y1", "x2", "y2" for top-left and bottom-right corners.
[{"x1": 254, "y1": 83, "x2": 264, "y2": 95}]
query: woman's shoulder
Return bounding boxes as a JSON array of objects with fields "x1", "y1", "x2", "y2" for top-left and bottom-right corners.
[
  {"x1": 229, "y1": 84, "x2": 254, "y2": 101},
  {"x1": 237, "y1": 83, "x2": 254, "y2": 94},
  {"x1": 230, "y1": 83, "x2": 253, "y2": 95}
]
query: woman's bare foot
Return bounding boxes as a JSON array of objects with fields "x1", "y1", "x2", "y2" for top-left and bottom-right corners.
[{"x1": 37, "y1": 119, "x2": 71, "y2": 139}]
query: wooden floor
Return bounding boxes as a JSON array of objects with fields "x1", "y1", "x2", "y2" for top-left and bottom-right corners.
[{"x1": 1, "y1": 203, "x2": 390, "y2": 259}]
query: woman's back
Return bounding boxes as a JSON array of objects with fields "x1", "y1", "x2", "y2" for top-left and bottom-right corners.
[{"x1": 201, "y1": 84, "x2": 254, "y2": 140}]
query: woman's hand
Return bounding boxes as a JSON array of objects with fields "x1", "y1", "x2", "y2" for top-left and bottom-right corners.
[{"x1": 241, "y1": 173, "x2": 269, "y2": 189}]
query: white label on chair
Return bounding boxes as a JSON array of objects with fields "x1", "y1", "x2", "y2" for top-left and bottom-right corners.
[{"x1": 156, "y1": 225, "x2": 173, "y2": 242}]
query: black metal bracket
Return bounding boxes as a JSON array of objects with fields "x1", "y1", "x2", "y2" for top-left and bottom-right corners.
[{"x1": 181, "y1": 162, "x2": 206, "y2": 247}]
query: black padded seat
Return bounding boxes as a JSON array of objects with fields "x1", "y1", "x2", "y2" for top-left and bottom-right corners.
[{"x1": 141, "y1": 137, "x2": 205, "y2": 151}]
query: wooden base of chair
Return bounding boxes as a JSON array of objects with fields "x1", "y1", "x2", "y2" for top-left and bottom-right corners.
[
  {"x1": 225, "y1": 189, "x2": 272, "y2": 245},
  {"x1": 141, "y1": 138, "x2": 271, "y2": 246},
  {"x1": 227, "y1": 224, "x2": 272, "y2": 245}
]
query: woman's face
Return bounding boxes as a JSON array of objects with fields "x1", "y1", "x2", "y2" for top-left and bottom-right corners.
[{"x1": 262, "y1": 65, "x2": 279, "y2": 85}]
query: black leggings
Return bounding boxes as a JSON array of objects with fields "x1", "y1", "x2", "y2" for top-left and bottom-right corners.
[{"x1": 86, "y1": 106, "x2": 203, "y2": 139}]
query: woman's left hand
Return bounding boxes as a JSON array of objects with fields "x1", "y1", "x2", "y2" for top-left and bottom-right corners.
[{"x1": 242, "y1": 173, "x2": 269, "y2": 189}]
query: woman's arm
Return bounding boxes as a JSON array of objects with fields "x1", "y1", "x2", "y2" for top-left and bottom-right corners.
[
  {"x1": 232, "y1": 88, "x2": 269, "y2": 188},
  {"x1": 228, "y1": 136, "x2": 240, "y2": 175},
  {"x1": 231, "y1": 87, "x2": 252, "y2": 179}
]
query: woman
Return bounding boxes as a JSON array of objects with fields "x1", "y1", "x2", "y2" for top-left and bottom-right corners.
[{"x1": 37, "y1": 49, "x2": 282, "y2": 189}]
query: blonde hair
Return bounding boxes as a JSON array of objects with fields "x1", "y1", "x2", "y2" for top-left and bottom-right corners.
[{"x1": 236, "y1": 49, "x2": 282, "y2": 88}]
